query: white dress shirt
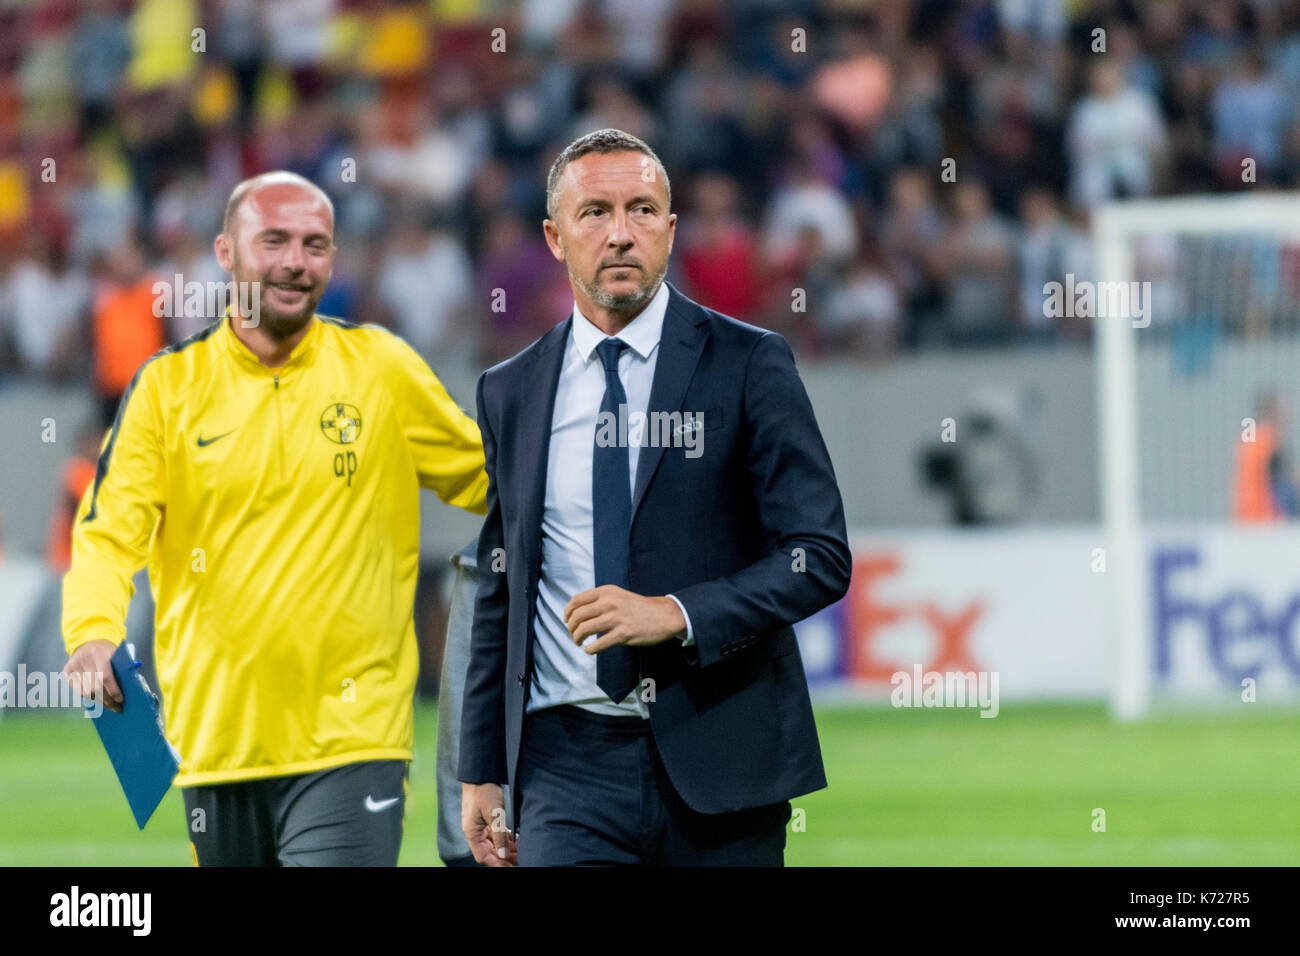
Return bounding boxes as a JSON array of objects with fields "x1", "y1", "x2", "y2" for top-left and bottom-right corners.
[{"x1": 526, "y1": 280, "x2": 694, "y2": 719}]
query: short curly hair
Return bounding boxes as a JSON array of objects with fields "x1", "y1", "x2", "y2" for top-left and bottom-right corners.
[{"x1": 545, "y1": 128, "x2": 671, "y2": 220}]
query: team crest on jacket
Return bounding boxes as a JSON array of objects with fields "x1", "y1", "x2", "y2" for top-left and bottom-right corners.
[{"x1": 320, "y1": 403, "x2": 363, "y2": 444}]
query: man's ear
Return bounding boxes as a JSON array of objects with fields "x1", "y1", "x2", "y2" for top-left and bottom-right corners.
[
  {"x1": 542, "y1": 219, "x2": 566, "y2": 262},
  {"x1": 666, "y1": 212, "x2": 677, "y2": 256},
  {"x1": 214, "y1": 233, "x2": 234, "y2": 272}
]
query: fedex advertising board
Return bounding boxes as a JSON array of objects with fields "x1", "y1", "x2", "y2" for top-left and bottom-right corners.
[{"x1": 795, "y1": 526, "x2": 1300, "y2": 703}]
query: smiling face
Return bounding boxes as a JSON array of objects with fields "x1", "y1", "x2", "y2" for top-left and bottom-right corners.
[
  {"x1": 214, "y1": 181, "x2": 336, "y2": 341},
  {"x1": 543, "y1": 150, "x2": 676, "y2": 318}
]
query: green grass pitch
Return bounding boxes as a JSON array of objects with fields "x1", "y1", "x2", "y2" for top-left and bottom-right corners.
[{"x1": 0, "y1": 702, "x2": 1296, "y2": 865}]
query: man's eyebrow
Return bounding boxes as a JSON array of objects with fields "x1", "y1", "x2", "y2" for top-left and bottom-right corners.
[
  {"x1": 254, "y1": 227, "x2": 333, "y2": 243},
  {"x1": 575, "y1": 195, "x2": 662, "y2": 209}
]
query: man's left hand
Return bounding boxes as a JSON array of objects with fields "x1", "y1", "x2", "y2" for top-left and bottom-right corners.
[{"x1": 564, "y1": 586, "x2": 686, "y2": 653}]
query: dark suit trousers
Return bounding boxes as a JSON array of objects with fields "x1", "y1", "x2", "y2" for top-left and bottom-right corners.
[{"x1": 516, "y1": 705, "x2": 790, "y2": 866}]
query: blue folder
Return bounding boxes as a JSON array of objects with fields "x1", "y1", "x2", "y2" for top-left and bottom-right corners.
[{"x1": 89, "y1": 643, "x2": 180, "y2": 829}]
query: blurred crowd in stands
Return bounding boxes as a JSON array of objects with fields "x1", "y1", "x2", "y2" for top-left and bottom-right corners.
[{"x1": 4, "y1": 0, "x2": 1300, "y2": 403}]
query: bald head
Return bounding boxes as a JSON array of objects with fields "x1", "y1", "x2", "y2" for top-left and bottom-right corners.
[
  {"x1": 223, "y1": 171, "x2": 335, "y2": 240},
  {"x1": 214, "y1": 171, "x2": 337, "y2": 343}
]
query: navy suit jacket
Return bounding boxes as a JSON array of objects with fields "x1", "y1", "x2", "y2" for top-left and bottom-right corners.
[{"x1": 457, "y1": 283, "x2": 851, "y2": 817}]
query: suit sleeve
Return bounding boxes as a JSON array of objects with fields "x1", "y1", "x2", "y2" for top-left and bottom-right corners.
[
  {"x1": 387, "y1": 334, "x2": 489, "y2": 514},
  {"x1": 669, "y1": 332, "x2": 852, "y2": 669},
  {"x1": 457, "y1": 370, "x2": 510, "y2": 785},
  {"x1": 62, "y1": 361, "x2": 166, "y2": 655}
]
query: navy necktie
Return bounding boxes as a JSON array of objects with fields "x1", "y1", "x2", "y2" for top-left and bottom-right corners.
[{"x1": 592, "y1": 337, "x2": 639, "y2": 703}]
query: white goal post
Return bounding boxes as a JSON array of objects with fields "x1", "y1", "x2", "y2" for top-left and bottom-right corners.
[{"x1": 1093, "y1": 193, "x2": 1300, "y2": 720}]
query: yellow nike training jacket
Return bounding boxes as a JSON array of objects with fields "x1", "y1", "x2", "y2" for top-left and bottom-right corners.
[{"x1": 62, "y1": 314, "x2": 488, "y2": 786}]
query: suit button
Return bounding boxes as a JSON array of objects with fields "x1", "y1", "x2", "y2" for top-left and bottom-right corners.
[{"x1": 516, "y1": 673, "x2": 525, "y2": 685}]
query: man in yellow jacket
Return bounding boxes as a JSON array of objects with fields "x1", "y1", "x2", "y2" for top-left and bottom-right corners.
[{"x1": 61, "y1": 171, "x2": 489, "y2": 865}]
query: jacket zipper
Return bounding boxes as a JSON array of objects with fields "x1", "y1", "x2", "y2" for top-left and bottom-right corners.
[{"x1": 274, "y1": 374, "x2": 283, "y2": 481}]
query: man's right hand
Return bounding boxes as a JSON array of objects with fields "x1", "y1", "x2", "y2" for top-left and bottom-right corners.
[
  {"x1": 62, "y1": 640, "x2": 123, "y2": 714},
  {"x1": 461, "y1": 782, "x2": 517, "y2": 867}
]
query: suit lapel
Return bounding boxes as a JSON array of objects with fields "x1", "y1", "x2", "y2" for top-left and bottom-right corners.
[
  {"x1": 517, "y1": 317, "x2": 570, "y2": 590},
  {"x1": 631, "y1": 285, "x2": 710, "y2": 522},
  {"x1": 514, "y1": 286, "x2": 710, "y2": 576}
]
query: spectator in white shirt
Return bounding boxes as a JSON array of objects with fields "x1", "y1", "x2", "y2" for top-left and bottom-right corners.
[
  {"x1": 1066, "y1": 60, "x2": 1167, "y2": 207},
  {"x1": 4, "y1": 235, "x2": 89, "y2": 379},
  {"x1": 375, "y1": 209, "x2": 476, "y2": 366}
]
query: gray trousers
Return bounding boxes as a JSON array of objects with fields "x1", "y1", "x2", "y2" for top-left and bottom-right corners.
[{"x1": 436, "y1": 537, "x2": 512, "y2": 865}]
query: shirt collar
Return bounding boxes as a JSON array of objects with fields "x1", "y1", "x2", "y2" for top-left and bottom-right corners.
[{"x1": 571, "y1": 279, "x2": 670, "y2": 363}]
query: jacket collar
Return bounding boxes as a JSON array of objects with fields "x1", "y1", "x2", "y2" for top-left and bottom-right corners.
[{"x1": 220, "y1": 311, "x2": 324, "y2": 374}]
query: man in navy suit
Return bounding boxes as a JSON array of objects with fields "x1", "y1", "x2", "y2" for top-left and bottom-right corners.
[{"x1": 458, "y1": 128, "x2": 851, "y2": 866}]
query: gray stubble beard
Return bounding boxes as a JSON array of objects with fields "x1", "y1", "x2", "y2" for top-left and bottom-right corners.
[{"x1": 568, "y1": 256, "x2": 667, "y2": 316}]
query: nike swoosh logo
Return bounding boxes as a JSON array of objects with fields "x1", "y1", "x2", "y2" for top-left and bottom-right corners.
[
  {"x1": 364, "y1": 795, "x2": 400, "y2": 813},
  {"x1": 196, "y1": 429, "x2": 237, "y2": 447}
]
